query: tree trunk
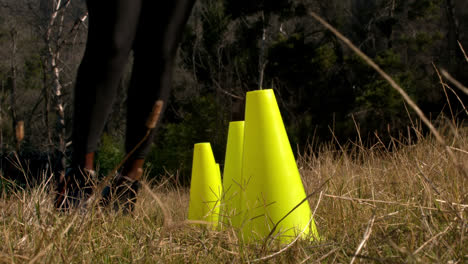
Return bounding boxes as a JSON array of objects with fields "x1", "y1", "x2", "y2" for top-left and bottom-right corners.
[
  {"x1": 42, "y1": 62, "x2": 53, "y2": 150},
  {"x1": 445, "y1": 0, "x2": 460, "y2": 68},
  {"x1": 45, "y1": 0, "x2": 70, "y2": 170},
  {"x1": 9, "y1": 28, "x2": 21, "y2": 152},
  {"x1": 0, "y1": 82, "x2": 4, "y2": 153}
]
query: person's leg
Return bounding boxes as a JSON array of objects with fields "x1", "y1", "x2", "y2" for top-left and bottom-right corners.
[
  {"x1": 122, "y1": 0, "x2": 196, "y2": 178},
  {"x1": 73, "y1": 0, "x2": 143, "y2": 170},
  {"x1": 106, "y1": 0, "x2": 195, "y2": 211},
  {"x1": 56, "y1": 0, "x2": 143, "y2": 209}
]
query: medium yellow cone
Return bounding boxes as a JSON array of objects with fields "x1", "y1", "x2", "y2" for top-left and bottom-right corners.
[
  {"x1": 221, "y1": 121, "x2": 245, "y2": 227},
  {"x1": 188, "y1": 143, "x2": 222, "y2": 227},
  {"x1": 241, "y1": 89, "x2": 319, "y2": 242}
]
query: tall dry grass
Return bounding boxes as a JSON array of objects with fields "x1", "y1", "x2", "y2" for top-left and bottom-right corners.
[
  {"x1": 1, "y1": 12, "x2": 467, "y2": 264},
  {"x1": 298, "y1": 123, "x2": 467, "y2": 263},
  {"x1": 0, "y1": 122, "x2": 466, "y2": 263}
]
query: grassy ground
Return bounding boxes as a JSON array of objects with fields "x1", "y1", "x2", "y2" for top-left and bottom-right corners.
[{"x1": 0, "y1": 124, "x2": 467, "y2": 263}]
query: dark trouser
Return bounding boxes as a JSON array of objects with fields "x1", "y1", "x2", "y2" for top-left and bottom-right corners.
[{"x1": 72, "y1": 0, "x2": 196, "y2": 168}]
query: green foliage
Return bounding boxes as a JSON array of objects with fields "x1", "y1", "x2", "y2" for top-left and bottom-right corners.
[
  {"x1": 1, "y1": 0, "x2": 466, "y2": 186},
  {"x1": 408, "y1": 0, "x2": 443, "y2": 20},
  {"x1": 224, "y1": 0, "x2": 292, "y2": 19},
  {"x1": 0, "y1": 177, "x2": 14, "y2": 195},
  {"x1": 374, "y1": 49, "x2": 404, "y2": 70},
  {"x1": 311, "y1": 44, "x2": 338, "y2": 73},
  {"x1": 96, "y1": 133, "x2": 125, "y2": 177},
  {"x1": 201, "y1": 1, "x2": 230, "y2": 54},
  {"x1": 23, "y1": 53, "x2": 43, "y2": 90},
  {"x1": 266, "y1": 32, "x2": 355, "y2": 147},
  {"x1": 146, "y1": 96, "x2": 227, "y2": 183},
  {"x1": 399, "y1": 31, "x2": 443, "y2": 52},
  {"x1": 230, "y1": 20, "x2": 263, "y2": 85},
  {"x1": 356, "y1": 79, "x2": 403, "y2": 115},
  {"x1": 350, "y1": 49, "x2": 420, "y2": 135}
]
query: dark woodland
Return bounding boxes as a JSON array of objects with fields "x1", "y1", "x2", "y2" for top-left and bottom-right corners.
[{"x1": 0, "y1": 0, "x2": 467, "y2": 184}]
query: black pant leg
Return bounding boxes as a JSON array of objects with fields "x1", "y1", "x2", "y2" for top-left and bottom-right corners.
[
  {"x1": 72, "y1": 0, "x2": 142, "y2": 167},
  {"x1": 125, "y1": 0, "x2": 196, "y2": 158}
]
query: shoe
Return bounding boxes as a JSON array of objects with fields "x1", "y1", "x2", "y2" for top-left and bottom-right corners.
[
  {"x1": 55, "y1": 167, "x2": 96, "y2": 211},
  {"x1": 101, "y1": 170, "x2": 142, "y2": 213}
]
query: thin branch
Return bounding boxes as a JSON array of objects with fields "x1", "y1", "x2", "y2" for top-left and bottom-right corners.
[
  {"x1": 413, "y1": 223, "x2": 453, "y2": 255},
  {"x1": 434, "y1": 199, "x2": 468, "y2": 209},
  {"x1": 252, "y1": 191, "x2": 324, "y2": 263},
  {"x1": 307, "y1": 11, "x2": 464, "y2": 177},
  {"x1": 213, "y1": 79, "x2": 244, "y2": 100},
  {"x1": 350, "y1": 214, "x2": 376, "y2": 264},
  {"x1": 322, "y1": 193, "x2": 453, "y2": 212},
  {"x1": 262, "y1": 177, "x2": 330, "y2": 248},
  {"x1": 58, "y1": 13, "x2": 88, "y2": 50},
  {"x1": 441, "y1": 69, "x2": 468, "y2": 96},
  {"x1": 142, "y1": 183, "x2": 172, "y2": 227},
  {"x1": 433, "y1": 63, "x2": 455, "y2": 121},
  {"x1": 458, "y1": 40, "x2": 468, "y2": 62}
]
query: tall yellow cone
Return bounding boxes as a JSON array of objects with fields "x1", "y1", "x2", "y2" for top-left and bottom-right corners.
[
  {"x1": 241, "y1": 89, "x2": 319, "y2": 242},
  {"x1": 188, "y1": 143, "x2": 222, "y2": 227},
  {"x1": 221, "y1": 121, "x2": 245, "y2": 227},
  {"x1": 216, "y1": 163, "x2": 221, "y2": 178}
]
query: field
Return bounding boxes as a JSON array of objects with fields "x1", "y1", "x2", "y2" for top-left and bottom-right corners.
[
  {"x1": 0, "y1": 123, "x2": 467, "y2": 263},
  {"x1": 1, "y1": 13, "x2": 467, "y2": 263}
]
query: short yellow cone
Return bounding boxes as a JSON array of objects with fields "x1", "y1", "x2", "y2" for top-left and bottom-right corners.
[
  {"x1": 221, "y1": 121, "x2": 245, "y2": 227},
  {"x1": 241, "y1": 89, "x2": 319, "y2": 242},
  {"x1": 188, "y1": 143, "x2": 222, "y2": 227}
]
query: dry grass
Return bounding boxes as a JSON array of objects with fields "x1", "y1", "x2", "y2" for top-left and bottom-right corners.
[
  {"x1": 1, "y1": 12, "x2": 467, "y2": 264},
  {"x1": 298, "y1": 123, "x2": 468, "y2": 263},
  {"x1": 0, "y1": 123, "x2": 467, "y2": 263}
]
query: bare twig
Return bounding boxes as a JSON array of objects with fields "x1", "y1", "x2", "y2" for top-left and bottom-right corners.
[
  {"x1": 441, "y1": 69, "x2": 468, "y2": 96},
  {"x1": 307, "y1": 11, "x2": 465, "y2": 177},
  {"x1": 299, "y1": 247, "x2": 339, "y2": 264},
  {"x1": 444, "y1": 85, "x2": 468, "y2": 117},
  {"x1": 458, "y1": 40, "x2": 468, "y2": 62},
  {"x1": 433, "y1": 63, "x2": 455, "y2": 121},
  {"x1": 213, "y1": 79, "x2": 244, "y2": 100},
  {"x1": 433, "y1": 73, "x2": 468, "y2": 119},
  {"x1": 322, "y1": 193, "x2": 453, "y2": 212},
  {"x1": 262, "y1": 178, "x2": 330, "y2": 248},
  {"x1": 413, "y1": 223, "x2": 452, "y2": 255},
  {"x1": 252, "y1": 191, "x2": 324, "y2": 263},
  {"x1": 449, "y1": 146, "x2": 468, "y2": 155},
  {"x1": 350, "y1": 214, "x2": 376, "y2": 264},
  {"x1": 416, "y1": 161, "x2": 441, "y2": 195},
  {"x1": 142, "y1": 183, "x2": 172, "y2": 227},
  {"x1": 434, "y1": 199, "x2": 468, "y2": 209},
  {"x1": 28, "y1": 213, "x2": 79, "y2": 264}
]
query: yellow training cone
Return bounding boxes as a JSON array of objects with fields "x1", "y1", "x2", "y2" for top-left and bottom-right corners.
[
  {"x1": 216, "y1": 163, "x2": 221, "y2": 182},
  {"x1": 188, "y1": 143, "x2": 222, "y2": 228},
  {"x1": 221, "y1": 121, "x2": 245, "y2": 228},
  {"x1": 241, "y1": 89, "x2": 319, "y2": 242}
]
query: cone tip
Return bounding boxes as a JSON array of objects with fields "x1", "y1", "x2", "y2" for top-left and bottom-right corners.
[
  {"x1": 194, "y1": 142, "x2": 211, "y2": 147},
  {"x1": 247, "y1": 89, "x2": 273, "y2": 95},
  {"x1": 229, "y1": 120, "x2": 245, "y2": 124}
]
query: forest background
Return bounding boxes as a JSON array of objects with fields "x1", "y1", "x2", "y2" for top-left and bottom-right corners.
[{"x1": 0, "y1": 0, "x2": 467, "y2": 183}]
